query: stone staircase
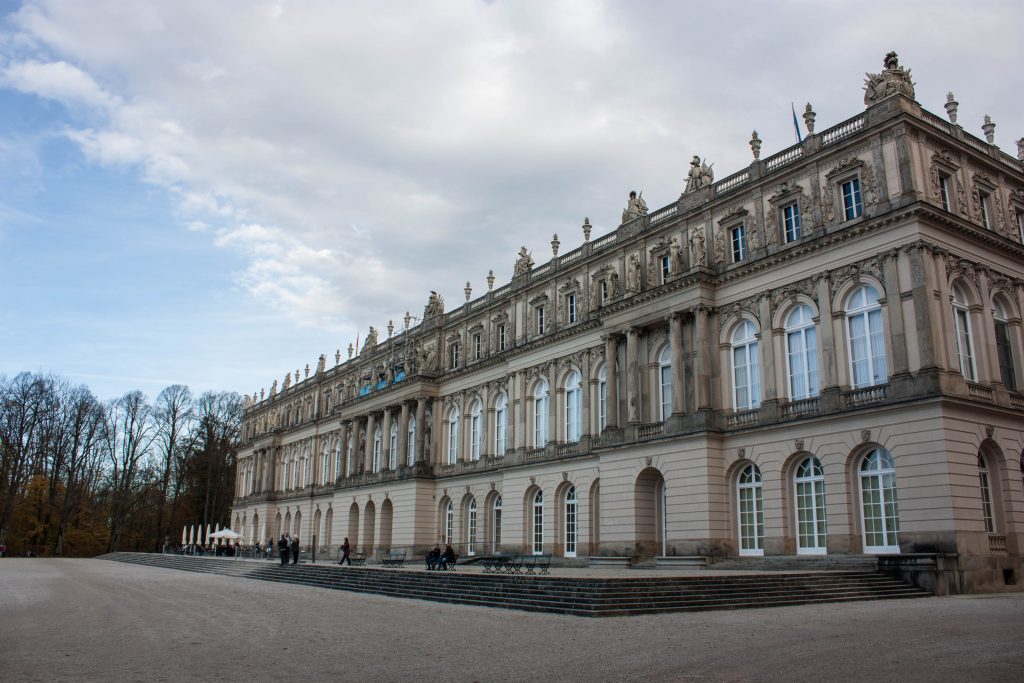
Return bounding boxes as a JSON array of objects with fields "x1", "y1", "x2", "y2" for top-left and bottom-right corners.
[{"x1": 99, "y1": 552, "x2": 929, "y2": 617}]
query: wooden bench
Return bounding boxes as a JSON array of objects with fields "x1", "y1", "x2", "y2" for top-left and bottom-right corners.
[
  {"x1": 350, "y1": 551, "x2": 367, "y2": 566},
  {"x1": 523, "y1": 553, "x2": 552, "y2": 575},
  {"x1": 380, "y1": 550, "x2": 406, "y2": 568}
]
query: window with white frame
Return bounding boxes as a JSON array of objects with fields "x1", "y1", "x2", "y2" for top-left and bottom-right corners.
[
  {"x1": 492, "y1": 495, "x2": 503, "y2": 552},
  {"x1": 993, "y1": 298, "x2": 1017, "y2": 391},
  {"x1": 938, "y1": 173, "x2": 951, "y2": 212},
  {"x1": 859, "y1": 448, "x2": 900, "y2": 553},
  {"x1": 494, "y1": 392, "x2": 508, "y2": 456},
  {"x1": 658, "y1": 345, "x2": 672, "y2": 420},
  {"x1": 979, "y1": 189, "x2": 992, "y2": 230},
  {"x1": 730, "y1": 224, "x2": 747, "y2": 262},
  {"x1": 322, "y1": 445, "x2": 330, "y2": 484},
  {"x1": 978, "y1": 455, "x2": 995, "y2": 533},
  {"x1": 449, "y1": 342, "x2": 460, "y2": 369},
  {"x1": 388, "y1": 421, "x2": 398, "y2": 470},
  {"x1": 785, "y1": 304, "x2": 819, "y2": 400},
  {"x1": 372, "y1": 427, "x2": 382, "y2": 473},
  {"x1": 731, "y1": 320, "x2": 761, "y2": 410},
  {"x1": 532, "y1": 490, "x2": 544, "y2": 554},
  {"x1": 1017, "y1": 209, "x2": 1024, "y2": 243},
  {"x1": 446, "y1": 406, "x2": 460, "y2": 465},
  {"x1": 659, "y1": 254, "x2": 671, "y2": 283},
  {"x1": 533, "y1": 379, "x2": 549, "y2": 447},
  {"x1": 536, "y1": 305, "x2": 546, "y2": 334},
  {"x1": 346, "y1": 434, "x2": 354, "y2": 477},
  {"x1": 794, "y1": 456, "x2": 827, "y2": 554},
  {"x1": 598, "y1": 366, "x2": 607, "y2": 431},
  {"x1": 565, "y1": 370, "x2": 581, "y2": 442},
  {"x1": 783, "y1": 203, "x2": 801, "y2": 242},
  {"x1": 600, "y1": 279, "x2": 609, "y2": 305},
  {"x1": 564, "y1": 486, "x2": 577, "y2": 557},
  {"x1": 473, "y1": 333, "x2": 482, "y2": 360},
  {"x1": 467, "y1": 498, "x2": 478, "y2": 556},
  {"x1": 469, "y1": 400, "x2": 482, "y2": 461},
  {"x1": 334, "y1": 443, "x2": 342, "y2": 481},
  {"x1": 566, "y1": 292, "x2": 577, "y2": 324},
  {"x1": 444, "y1": 500, "x2": 454, "y2": 544},
  {"x1": 847, "y1": 285, "x2": 888, "y2": 388},
  {"x1": 841, "y1": 177, "x2": 863, "y2": 220},
  {"x1": 406, "y1": 415, "x2": 416, "y2": 466},
  {"x1": 498, "y1": 323, "x2": 507, "y2": 351},
  {"x1": 952, "y1": 283, "x2": 977, "y2": 381},
  {"x1": 737, "y1": 463, "x2": 764, "y2": 556}
]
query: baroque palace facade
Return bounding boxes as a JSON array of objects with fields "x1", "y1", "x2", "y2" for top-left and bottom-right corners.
[{"x1": 232, "y1": 54, "x2": 1024, "y2": 592}]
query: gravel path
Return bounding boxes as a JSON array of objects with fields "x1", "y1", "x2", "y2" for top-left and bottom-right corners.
[{"x1": 1, "y1": 558, "x2": 1021, "y2": 682}]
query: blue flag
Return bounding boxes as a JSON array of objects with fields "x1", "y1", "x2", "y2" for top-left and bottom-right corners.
[{"x1": 792, "y1": 102, "x2": 803, "y2": 143}]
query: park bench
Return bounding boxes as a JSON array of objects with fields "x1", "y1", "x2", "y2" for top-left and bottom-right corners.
[
  {"x1": 350, "y1": 551, "x2": 368, "y2": 566},
  {"x1": 380, "y1": 550, "x2": 406, "y2": 568},
  {"x1": 523, "y1": 553, "x2": 552, "y2": 575}
]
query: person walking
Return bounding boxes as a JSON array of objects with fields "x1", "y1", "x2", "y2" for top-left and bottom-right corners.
[
  {"x1": 278, "y1": 535, "x2": 289, "y2": 566},
  {"x1": 290, "y1": 536, "x2": 300, "y2": 565},
  {"x1": 338, "y1": 537, "x2": 352, "y2": 566}
]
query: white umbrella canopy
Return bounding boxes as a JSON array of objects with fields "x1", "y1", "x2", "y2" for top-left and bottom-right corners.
[{"x1": 208, "y1": 529, "x2": 243, "y2": 540}]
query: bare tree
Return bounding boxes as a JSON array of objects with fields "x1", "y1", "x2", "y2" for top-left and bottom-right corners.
[
  {"x1": 152, "y1": 385, "x2": 193, "y2": 551},
  {"x1": 0, "y1": 374, "x2": 50, "y2": 548},
  {"x1": 54, "y1": 386, "x2": 105, "y2": 556},
  {"x1": 104, "y1": 390, "x2": 157, "y2": 552}
]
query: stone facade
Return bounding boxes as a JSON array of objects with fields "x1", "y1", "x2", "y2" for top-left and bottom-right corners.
[{"x1": 232, "y1": 54, "x2": 1024, "y2": 593}]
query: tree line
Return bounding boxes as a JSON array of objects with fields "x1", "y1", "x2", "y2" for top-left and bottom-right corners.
[{"x1": 0, "y1": 372, "x2": 240, "y2": 557}]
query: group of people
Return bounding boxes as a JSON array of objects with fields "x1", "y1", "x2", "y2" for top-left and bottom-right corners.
[
  {"x1": 425, "y1": 544, "x2": 457, "y2": 570},
  {"x1": 276, "y1": 534, "x2": 300, "y2": 565}
]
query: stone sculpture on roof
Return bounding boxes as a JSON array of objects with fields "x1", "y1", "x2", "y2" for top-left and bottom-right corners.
[
  {"x1": 364, "y1": 326, "x2": 379, "y2": 350},
  {"x1": 621, "y1": 190, "x2": 648, "y2": 223},
  {"x1": 684, "y1": 156, "x2": 714, "y2": 193},
  {"x1": 513, "y1": 246, "x2": 535, "y2": 276},
  {"x1": 424, "y1": 291, "x2": 445, "y2": 319},
  {"x1": 864, "y1": 51, "x2": 915, "y2": 105}
]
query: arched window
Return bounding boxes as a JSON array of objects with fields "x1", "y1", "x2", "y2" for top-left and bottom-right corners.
[
  {"x1": 494, "y1": 393, "x2": 508, "y2": 456},
  {"x1": 859, "y1": 448, "x2": 900, "y2": 553},
  {"x1": 564, "y1": 486, "x2": 577, "y2": 557},
  {"x1": 846, "y1": 285, "x2": 888, "y2": 388},
  {"x1": 993, "y1": 297, "x2": 1017, "y2": 391},
  {"x1": 565, "y1": 370, "x2": 581, "y2": 442},
  {"x1": 794, "y1": 456, "x2": 827, "y2": 554},
  {"x1": 492, "y1": 495, "x2": 503, "y2": 553},
  {"x1": 467, "y1": 498, "x2": 478, "y2": 556},
  {"x1": 469, "y1": 400, "x2": 482, "y2": 461},
  {"x1": 732, "y1": 321, "x2": 761, "y2": 410},
  {"x1": 737, "y1": 464, "x2": 764, "y2": 556},
  {"x1": 978, "y1": 455, "x2": 995, "y2": 533},
  {"x1": 388, "y1": 421, "x2": 398, "y2": 470},
  {"x1": 346, "y1": 434, "x2": 355, "y2": 477},
  {"x1": 658, "y1": 346, "x2": 673, "y2": 420},
  {"x1": 531, "y1": 490, "x2": 544, "y2": 555},
  {"x1": 333, "y1": 442, "x2": 342, "y2": 482},
  {"x1": 534, "y1": 379, "x2": 549, "y2": 447},
  {"x1": 785, "y1": 304, "x2": 819, "y2": 400},
  {"x1": 447, "y1": 405, "x2": 460, "y2": 465},
  {"x1": 597, "y1": 366, "x2": 607, "y2": 431},
  {"x1": 406, "y1": 415, "x2": 416, "y2": 466},
  {"x1": 444, "y1": 500, "x2": 454, "y2": 545},
  {"x1": 952, "y1": 283, "x2": 977, "y2": 381},
  {"x1": 372, "y1": 427, "x2": 382, "y2": 473},
  {"x1": 322, "y1": 445, "x2": 330, "y2": 484}
]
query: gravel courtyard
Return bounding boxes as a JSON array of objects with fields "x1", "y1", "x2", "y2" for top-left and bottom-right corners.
[{"x1": 1, "y1": 558, "x2": 1021, "y2": 682}]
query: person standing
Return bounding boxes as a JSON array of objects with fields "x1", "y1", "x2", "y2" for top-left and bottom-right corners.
[
  {"x1": 278, "y1": 535, "x2": 289, "y2": 566},
  {"x1": 338, "y1": 537, "x2": 352, "y2": 566},
  {"x1": 290, "y1": 536, "x2": 300, "y2": 565}
]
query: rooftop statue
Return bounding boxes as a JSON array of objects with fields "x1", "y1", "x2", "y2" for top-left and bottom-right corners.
[
  {"x1": 513, "y1": 246, "x2": 535, "y2": 276},
  {"x1": 621, "y1": 190, "x2": 648, "y2": 223},
  {"x1": 317, "y1": 354, "x2": 326, "y2": 374},
  {"x1": 365, "y1": 326, "x2": 379, "y2": 350},
  {"x1": 864, "y1": 51, "x2": 915, "y2": 105},
  {"x1": 282, "y1": 372, "x2": 291, "y2": 390},
  {"x1": 269, "y1": 379, "x2": 278, "y2": 396},
  {"x1": 683, "y1": 156, "x2": 714, "y2": 193},
  {"x1": 424, "y1": 290, "x2": 445, "y2": 319}
]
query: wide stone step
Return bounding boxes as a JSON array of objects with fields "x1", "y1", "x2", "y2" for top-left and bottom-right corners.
[{"x1": 100, "y1": 553, "x2": 929, "y2": 617}]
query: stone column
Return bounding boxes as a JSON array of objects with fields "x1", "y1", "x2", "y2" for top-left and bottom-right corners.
[
  {"x1": 580, "y1": 350, "x2": 591, "y2": 437},
  {"x1": 432, "y1": 399, "x2": 443, "y2": 465},
  {"x1": 906, "y1": 244, "x2": 938, "y2": 370},
  {"x1": 626, "y1": 327, "x2": 640, "y2": 424},
  {"x1": 548, "y1": 362, "x2": 558, "y2": 443},
  {"x1": 381, "y1": 408, "x2": 393, "y2": 470},
  {"x1": 460, "y1": 395, "x2": 471, "y2": 462},
  {"x1": 337, "y1": 422, "x2": 348, "y2": 478},
  {"x1": 815, "y1": 276, "x2": 838, "y2": 388},
  {"x1": 513, "y1": 370, "x2": 526, "y2": 450},
  {"x1": 603, "y1": 335, "x2": 619, "y2": 429},
  {"x1": 882, "y1": 249, "x2": 910, "y2": 376},
  {"x1": 669, "y1": 313, "x2": 686, "y2": 415},
  {"x1": 694, "y1": 306, "x2": 712, "y2": 410},
  {"x1": 414, "y1": 397, "x2": 427, "y2": 463},
  {"x1": 398, "y1": 402, "x2": 410, "y2": 466},
  {"x1": 757, "y1": 296, "x2": 777, "y2": 403},
  {"x1": 364, "y1": 413, "x2": 376, "y2": 472},
  {"x1": 932, "y1": 250, "x2": 954, "y2": 371},
  {"x1": 977, "y1": 268, "x2": 998, "y2": 383}
]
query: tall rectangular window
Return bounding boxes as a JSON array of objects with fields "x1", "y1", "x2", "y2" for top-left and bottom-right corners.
[
  {"x1": 979, "y1": 190, "x2": 992, "y2": 230},
  {"x1": 783, "y1": 203, "x2": 801, "y2": 242},
  {"x1": 1017, "y1": 210, "x2": 1024, "y2": 243},
  {"x1": 730, "y1": 224, "x2": 747, "y2": 262},
  {"x1": 841, "y1": 178, "x2": 863, "y2": 220},
  {"x1": 536, "y1": 306, "x2": 546, "y2": 334},
  {"x1": 498, "y1": 323, "x2": 506, "y2": 351},
  {"x1": 600, "y1": 280, "x2": 609, "y2": 305},
  {"x1": 660, "y1": 254, "x2": 671, "y2": 283},
  {"x1": 995, "y1": 320, "x2": 1017, "y2": 391},
  {"x1": 473, "y1": 333, "x2": 482, "y2": 360},
  {"x1": 938, "y1": 174, "x2": 951, "y2": 212},
  {"x1": 449, "y1": 342, "x2": 460, "y2": 369},
  {"x1": 566, "y1": 293, "x2": 577, "y2": 324}
]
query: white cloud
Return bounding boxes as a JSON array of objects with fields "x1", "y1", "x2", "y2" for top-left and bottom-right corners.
[{"x1": 1, "y1": 58, "x2": 117, "y2": 109}]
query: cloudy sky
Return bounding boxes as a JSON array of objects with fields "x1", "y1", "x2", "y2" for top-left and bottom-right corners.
[{"x1": 1, "y1": 0, "x2": 1021, "y2": 401}]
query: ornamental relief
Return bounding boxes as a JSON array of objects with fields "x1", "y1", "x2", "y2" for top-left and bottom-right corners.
[
  {"x1": 945, "y1": 255, "x2": 982, "y2": 291},
  {"x1": 821, "y1": 184, "x2": 835, "y2": 223},
  {"x1": 648, "y1": 328, "x2": 668, "y2": 355},
  {"x1": 770, "y1": 277, "x2": 818, "y2": 312},
  {"x1": 827, "y1": 256, "x2": 883, "y2": 294},
  {"x1": 717, "y1": 294, "x2": 761, "y2": 334}
]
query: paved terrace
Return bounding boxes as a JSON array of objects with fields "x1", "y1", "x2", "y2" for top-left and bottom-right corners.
[{"x1": 2, "y1": 558, "x2": 1022, "y2": 682}]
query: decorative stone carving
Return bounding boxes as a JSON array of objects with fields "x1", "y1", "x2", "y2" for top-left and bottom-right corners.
[
  {"x1": 981, "y1": 115, "x2": 996, "y2": 144},
  {"x1": 690, "y1": 226, "x2": 706, "y2": 266},
  {"x1": 670, "y1": 237, "x2": 684, "y2": 274},
  {"x1": 582, "y1": 217, "x2": 592, "y2": 242},
  {"x1": 622, "y1": 191, "x2": 648, "y2": 224},
  {"x1": 770, "y1": 277, "x2": 817, "y2": 310},
  {"x1": 684, "y1": 155, "x2": 714, "y2": 193},
  {"x1": 513, "y1": 246, "x2": 535, "y2": 276},
  {"x1": 827, "y1": 257, "x2": 882, "y2": 292},
  {"x1": 364, "y1": 326, "x2": 378, "y2": 351},
  {"x1": 861, "y1": 429, "x2": 871, "y2": 443},
  {"x1": 863, "y1": 51, "x2": 915, "y2": 105},
  {"x1": 626, "y1": 253, "x2": 642, "y2": 293},
  {"x1": 794, "y1": 439, "x2": 804, "y2": 452},
  {"x1": 424, "y1": 291, "x2": 445, "y2": 319},
  {"x1": 283, "y1": 372, "x2": 291, "y2": 390},
  {"x1": 270, "y1": 380, "x2": 278, "y2": 396},
  {"x1": 749, "y1": 131, "x2": 761, "y2": 160},
  {"x1": 803, "y1": 103, "x2": 816, "y2": 133},
  {"x1": 821, "y1": 184, "x2": 835, "y2": 223},
  {"x1": 944, "y1": 92, "x2": 959, "y2": 125}
]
